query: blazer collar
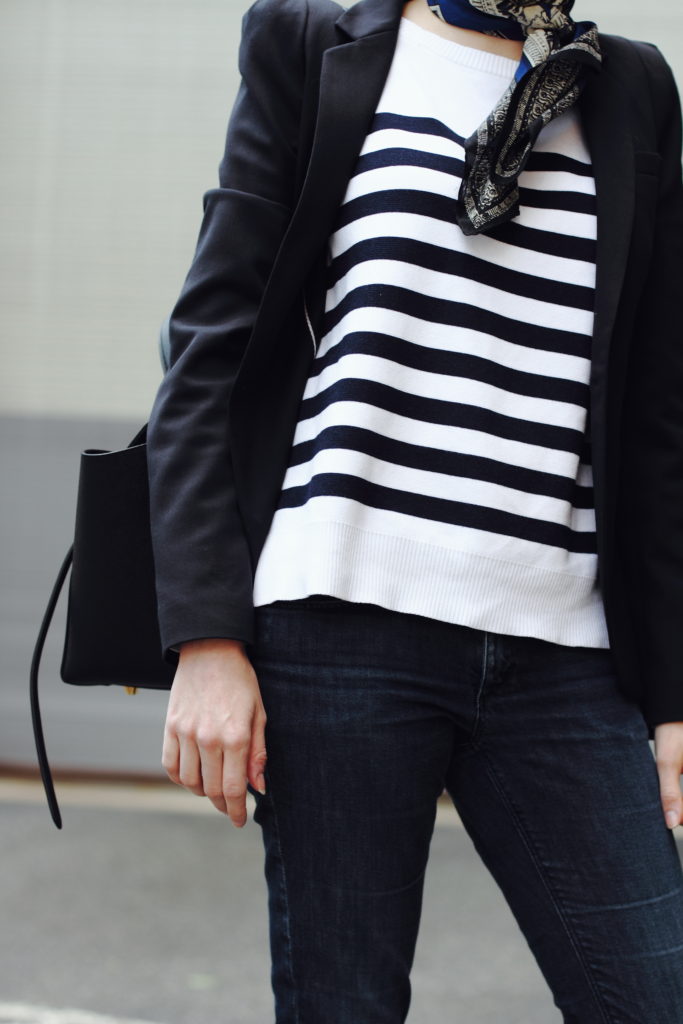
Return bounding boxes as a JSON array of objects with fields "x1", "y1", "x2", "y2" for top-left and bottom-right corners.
[{"x1": 336, "y1": 0, "x2": 405, "y2": 39}]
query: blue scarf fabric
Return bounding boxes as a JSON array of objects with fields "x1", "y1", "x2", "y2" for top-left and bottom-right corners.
[
  {"x1": 427, "y1": 0, "x2": 527, "y2": 40},
  {"x1": 425, "y1": 0, "x2": 603, "y2": 234}
]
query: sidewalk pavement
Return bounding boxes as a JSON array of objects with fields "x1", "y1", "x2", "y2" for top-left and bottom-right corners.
[
  {"x1": 1, "y1": 778, "x2": 680, "y2": 1024},
  {"x1": 0, "y1": 779, "x2": 557, "y2": 1023}
]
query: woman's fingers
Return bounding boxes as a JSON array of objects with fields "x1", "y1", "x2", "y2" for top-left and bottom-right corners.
[
  {"x1": 658, "y1": 761, "x2": 682, "y2": 830},
  {"x1": 167, "y1": 723, "x2": 254, "y2": 823},
  {"x1": 654, "y1": 721, "x2": 683, "y2": 830},
  {"x1": 178, "y1": 733, "x2": 205, "y2": 796},
  {"x1": 248, "y1": 708, "x2": 268, "y2": 795},
  {"x1": 197, "y1": 742, "x2": 228, "y2": 816},
  {"x1": 161, "y1": 729, "x2": 180, "y2": 782},
  {"x1": 221, "y1": 725, "x2": 253, "y2": 827}
]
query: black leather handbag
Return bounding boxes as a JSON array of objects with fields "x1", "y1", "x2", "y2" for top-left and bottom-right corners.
[{"x1": 30, "y1": 421, "x2": 175, "y2": 830}]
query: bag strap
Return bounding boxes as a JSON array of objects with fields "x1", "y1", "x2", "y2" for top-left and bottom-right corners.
[
  {"x1": 30, "y1": 545, "x2": 73, "y2": 829},
  {"x1": 30, "y1": 424, "x2": 148, "y2": 829}
]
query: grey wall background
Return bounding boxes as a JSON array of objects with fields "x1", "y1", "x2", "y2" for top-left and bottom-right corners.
[
  {"x1": 2, "y1": 0, "x2": 683, "y2": 421},
  {"x1": 2, "y1": 0, "x2": 246, "y2": 420},
  {"x1": 1, "y1": 0, "x2": 682, "y2": 775}
]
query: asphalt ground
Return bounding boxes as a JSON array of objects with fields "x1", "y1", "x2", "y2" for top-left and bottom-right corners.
[{"x1": 0, "y1": 778, "x2": 575, "y2": 1024}]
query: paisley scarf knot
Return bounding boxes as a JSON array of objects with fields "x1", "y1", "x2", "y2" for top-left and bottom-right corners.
[{"x1": 426, "y1": 0, "x2": 602, "y2": 234}]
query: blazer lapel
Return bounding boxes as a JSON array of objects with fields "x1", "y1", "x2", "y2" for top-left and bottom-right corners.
[
  {"x1": 290, "y1": 36, "x2": 399, "y2": 246},
  {"x1": 232, "y1": 0, "x2": 404, "y2": 406},
  {"x1": 261, "y1": 0, "x2": 406, "y2": 316},
  {"x1": 294, "y1": 0, "x2": 406, "y2": 227},
  {"x1": 229, "y1": 0, "x2": 405, "y2": 534}
]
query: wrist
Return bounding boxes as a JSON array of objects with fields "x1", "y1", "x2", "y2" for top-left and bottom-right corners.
[{"x1": 178, "y1": 637, "x2": 247, "y2": 660}]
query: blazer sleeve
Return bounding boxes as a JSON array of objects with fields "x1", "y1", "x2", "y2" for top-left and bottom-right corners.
[
  {"x1": 146, "y1": 0, "x2": 309, "y2": 664},
  {"x1": 623, "y1": 44, "x2": 683, "y2": 728}
]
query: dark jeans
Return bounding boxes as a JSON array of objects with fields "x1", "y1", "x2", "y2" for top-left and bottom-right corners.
[{"x1": 247, "y1": 595, "x2": 683, "y2": 1023}]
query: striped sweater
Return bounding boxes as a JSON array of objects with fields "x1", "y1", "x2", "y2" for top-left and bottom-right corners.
[{"x1": 252, "y1": 15, "x2": 610, "y2": 648}]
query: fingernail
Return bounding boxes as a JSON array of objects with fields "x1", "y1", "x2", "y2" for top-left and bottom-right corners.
[
  {"x1": 666, "y1": 810, "x2": 679, "y2": 829},
  {"x1": 256, "y1": 774, "x2": 266, "y2": 795}
]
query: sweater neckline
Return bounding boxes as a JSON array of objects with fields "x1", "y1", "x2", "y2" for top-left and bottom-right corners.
[{"x1": 399, "y1": 15, "x2": 521, "y2": 79}]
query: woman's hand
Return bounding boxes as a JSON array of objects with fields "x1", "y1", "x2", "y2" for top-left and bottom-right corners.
[
  {"x1": 161, "y1": 638, "x2": 267, "y2": 827},
  {"x1": 654, "y1": 721, "x2": 683, "y2": 830}
]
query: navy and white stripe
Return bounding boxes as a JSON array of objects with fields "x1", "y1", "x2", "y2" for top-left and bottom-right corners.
[{"x1": 253, "y1": 16, "x2": 610, "y2": 648}]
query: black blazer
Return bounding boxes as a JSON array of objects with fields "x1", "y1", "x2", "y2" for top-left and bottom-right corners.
[{"x1": 146, "y1": 0, "x2": 683, "y2": 737}]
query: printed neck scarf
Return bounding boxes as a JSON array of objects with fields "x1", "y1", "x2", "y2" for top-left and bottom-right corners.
[{"x1": 425, "y1": 0, "x2": 602, "y2": 235}]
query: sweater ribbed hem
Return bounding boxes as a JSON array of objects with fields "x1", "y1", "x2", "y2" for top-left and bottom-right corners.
[{"x1": 252, "y1": 519, "x2": 610, "y2": 649}]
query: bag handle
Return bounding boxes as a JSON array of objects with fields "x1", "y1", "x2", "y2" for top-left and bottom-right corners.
[
  {"x1": 30, "y1": 424, "x2": 148, "y2": 830},
  {"x1": 30, "y1": 545, "x2": 73, "y2": 829}
]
